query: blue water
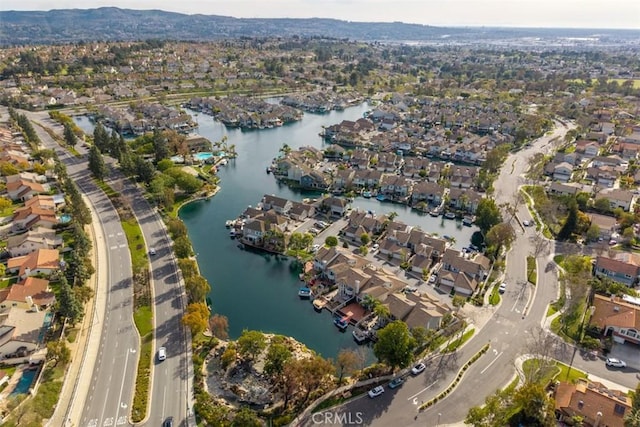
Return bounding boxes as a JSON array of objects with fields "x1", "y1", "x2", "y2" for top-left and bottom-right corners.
[
  {"x1": 10, "y1": 368, "x2": 37, "y2": 396},
  {"x1": 59, "y1": 214, "x2": 72, "y2": 224},
  {"x1": 194, "y1": 152, "x2": 214, "y2": 161}
]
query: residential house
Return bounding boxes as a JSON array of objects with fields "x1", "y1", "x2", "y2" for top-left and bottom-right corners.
[
  {"x1": 575, "y1": 139, "x2": 600, "y2": 158},
  {"x1": 553, "y1": 162, "x2": 574, "y2": 182},
  {"x1": 597, "y1": 188, "x2": 635, "y2": 211},
  {"x1": 555, "y1": 379, "x2": 631, "y2": 427},
  {"x1": 590, "y1": 294, "x2": 640, "y2": 345},
  {"x1": 0, "y1": 306, "x2": 48, "y2": 360},
  {"x1": 448, "y1": 188, "x2": 483, "y2": 213},
  {"x1": 403, "y1": 292, "x2": 451, "y2": 330},
  {"x1": 6, "y1": 227, "x2": 63, "y2": 257},
  {"x1": 288, "y1": 201, "x2": 315, "y2": 221},
  {"x1": 411, "y1": 181, "x2": 445, "y2": 206},
  {"x1": 5, "y1": 180, "x2": 50, "y2": 202},
  {"x1": 332, "y1": 169, "x2": 354, "y2": 191},
  {"x1": 548, "y1": 182, "x2": 580, "y2": 197},
  {"x1": 185, "y1": 134, "x2": 213, "y2": 153},
  {"x1": 437, "y1": 249, "x2": 490, "y2": 296},
  {"x1": 1, "y1": 277, "x2": 55, "y2": 309},
  {"x1": 342, "y1": 210, "x2": 385, "y2": 242},
  {"x1": 6, "y1": 248, "x2": 60, "y2": 279},
  {"x1": 587, "y1": 213, "x2": 618, "y2": 240},
  {"x1": 261, "y1": 194, "x2": 292, "y2": 215},
  {"x1": 594, "y1": 254, "x2": 640, "y2": 287},
  {"x1": 351, "y1": 169, "x2": 382, "y2": 189},
  {"x1": 300, "y1": 170, "x2": 329, "y2": 190},
  {"x1": 379, "y1": 175, "x2": 412, "y2": 199},
  {"x1": 586, "y1": 166, "x2": 618, "y2": 188},
  {"x1": 320, "y1": 196, "x2": 349, "y2": 217}
]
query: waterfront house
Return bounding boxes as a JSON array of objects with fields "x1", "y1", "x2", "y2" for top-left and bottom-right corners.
[
  {"x1": 287, "y1": 201, "x2": 315, "y2": 221},
  {"x1": 6, "y1": 248, "x2": 61, "y2": 279},
  {"x1": 350, "y1": 149, "x2": 371, "y2": 169},
  {"x1": 312, "y1": 246, "x2": 340, "y2": 273},
  {"x1": 448, "y1": 188, "x2": 482, "y2": 213},
  {"x1": 590, "y1": 294, "x2": 640, "y2": 345},
  {"x1": 332, "y1": 169, "x2": 354, "y2": 191},
  {"x1": 415, "y1": 234, "x2": 447, "y2": 260},
  {"x1": 342, "y1": 210, "x2": 385, "y2": 241},
  {"x1": 185, "y1": 134, "x2": 213, "y2": 153},
  {"x1": 594, "y1": 254, "x2": 640, "y2": 287},
  {"x1": 261, "y1": 194, "x2": 292, "y2": 215},
  {"x1": 0, "y1": 306, "x2": 48, "y2": 360},
  {"x1": 379, "y1": 174, "x2": 412, "y2": 199},
  {"x1": 596, "y1": 188, "x2": 635, "y2": 211},
  {"x1": 437, "y1": 249, "x2": 490, "y2": 296},
  {"x1": 300, "y1": 170, "x2": 329, "y2": 190},
  {"x1": 411, "y1": 181, "x2": 445, "y2": 206},
  {"x1": 320, "y1": 196, "x2": 349, "y2": 217},
  {"x1": 6, "y1": 227, "x2": 63, "y2": 257},
  {"x1": 351, "y1": 169, "x2": 382, "y2": 189},
  {"x1": 1, "y1": 277, "x2": 55, "y2": 310},
  {"x1": 554, "y1": 379, "x2": 631, "y2": 427}
]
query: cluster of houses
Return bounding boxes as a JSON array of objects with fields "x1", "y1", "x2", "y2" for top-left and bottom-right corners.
[
  {"x1": 235, "y1": 193, "x2": 493, "y2": 332},
  {"x1": 274, "y1": 145, "x2": 484, "y2": 213},
  {"x1": 280, "y1": 91, "x2": 363, "y2": 113},
  {"x1": 0, "y1": 125, "x2": 66, "y2": 363},
  {"x1": 93, "y1": 102, "x2": 197, "y2": 136},
  {"x1": 186, "y1": 95, "x2": 303, "y2": 130}
]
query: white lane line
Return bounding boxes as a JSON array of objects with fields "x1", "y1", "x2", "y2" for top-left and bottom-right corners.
[
  {"x1": 481, "y1": 351, "x2": 503, "y2": 374},
  {"x1": 407, "y1": 381, "x2": 438, "y2": 400}
]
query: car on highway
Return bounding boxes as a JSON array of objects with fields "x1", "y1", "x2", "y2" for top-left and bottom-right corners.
[
  {"x1": 163, "y1": 417, "x2": 174, "y2": 427},
  {"x1": 368, "y1": 385, "x2": 385, "y2": 398},
  {"x1": 411, "y1": 362, "x2": 426, "y2": 375},
  {"x1": 498, "y1": 282, "x2": 507, "y2": 294},
  {"x1": 149, "y1": 247, "x2": 157, "y2": 255},
  {"x1": 605, "y1": 357, "x2": 626, "y2": 368},
  {"x1": 157, "y1": 346, "x2": 167, "y2": 361},
  {"x1": 388, "y1": 377, "x2": 405, "y2": 389}
]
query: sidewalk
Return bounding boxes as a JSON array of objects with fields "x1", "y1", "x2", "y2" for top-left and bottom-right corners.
[{"x1": 47, "y1": 196, "x2": 107, "y2": 427}]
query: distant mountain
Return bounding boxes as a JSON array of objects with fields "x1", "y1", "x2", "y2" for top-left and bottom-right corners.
[{"x1": 0, "y1": 7, "x2": 638, "y2": 46}]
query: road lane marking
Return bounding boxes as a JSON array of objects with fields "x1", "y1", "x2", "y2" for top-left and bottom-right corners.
[
  {"x1": 110, "y1": 246, "x2": 118, "y2": 250},
  {"x1": 481, "y1": 351, "x2": 503, "y2": 374},
  {"x1": 408, "y1": 381, "x2": 438, "y2": 400},
  {"x1": 103, "y1": 417, "x2": 114, "y2": 426},
  {"x1": 117, "y1": 417, "x2": 127, "y2": 425}
]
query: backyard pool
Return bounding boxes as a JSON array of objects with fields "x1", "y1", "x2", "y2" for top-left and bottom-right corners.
[
  {"x1": 59, "y1": 214, "x2": 72, "y2": 224},
  {"x1": 9, "y1": 368, "x2": 38, "y2": 396},
  {"x1": 194, "y1": 152, "x2": 213, "y2": 161}
]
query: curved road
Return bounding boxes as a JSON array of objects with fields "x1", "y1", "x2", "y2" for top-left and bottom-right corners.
[{"x1": 306, "y1": 122, "x2": 640, "y2": 426}]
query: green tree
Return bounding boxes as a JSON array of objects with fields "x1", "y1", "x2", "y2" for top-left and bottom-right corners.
[
  {"x1": 185, "y1": 275, "x2": 211, "y2": 303},
  {"x1": 174, "y1": 235, "x2": 193, "y2": 258},
  {"x1": 325, "y1": 235, "x2": 338, "y2": 247},
  {"x1": 133, "y1": 155, "x2": 156, "y2": 184},
  {"x1": 475, "y1": 198, "x2": 503, "y2": 235},
  {"x1": 512, "y1": 382, "x2": 555, "y2": 427},
  {"x1": 360, "y1": 233, "x2": 371, "y2": 246},
  {"x1": 152, "y1": 129, "x2": 169, "y2": 163},
  {"x1": 63, "y1": 122, "x2": 77, "y2": 147},
  {"x1": 299, "y1": 355, "x2": 335, "y2": 403},
  {"x1": 485, "y1": 222, "x2": 516, "y2": 257},
  {"x1": 88, "y1": 144, "x2": 107, "y2": 181},
  {"x1": 167, "y1": 218, "x2": 188, "y2": 238},
  {"x1": 232, "y1": 406, "x2": 261, "y2": 427},
  {"x1": 93, "y1": 122, "x2": 109, "y2": 153},
  {"x1": 237, "y1": 330, "x2": 267, "y2": 361},
  {"x1": 593, "y1": 197, "x2": 611, "y2": 214},
  {"x1": 586, "y1": 223, "x2": 601, "y2": 242},
  {"x1": 46, "y1": 341, "x2": 71, "y2": 367},
  {"x1": 264, "y1": 341, "x2": 293, "y2": 378},
  {"x1": 57, "y1": 277, "x2": 83, "y2": 326},
  {"x1": 373, "y1": 320, "x2": 416, "y2": 369}
]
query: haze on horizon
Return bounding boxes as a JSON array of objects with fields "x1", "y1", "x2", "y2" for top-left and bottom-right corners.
[{"x1": 2, "y1": 0, "x2": 639, "y2": 30}]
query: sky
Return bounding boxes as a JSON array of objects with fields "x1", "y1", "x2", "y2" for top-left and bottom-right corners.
[{"x1": 2, "y1": 0, "x2": 639, "y2": 29}]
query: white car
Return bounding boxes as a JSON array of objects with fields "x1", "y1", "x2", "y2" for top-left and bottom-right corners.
[
  {"x1": 372, "y1": 243, "x2": 379, "y2": 251},
  {"x1": 522, "y1": 220, "x2": 531, "y2": 227},
  {"x1": 149, "y1": 247, "x2": 157, "y2": 256},
  {"x1": 605, "y1": 358, "x2": 626, "y2": 368},
  {"x1": 429, "y1": 274, "x2": 437, "y2": 284},
  {"x1": 157, "y1": 346, "x2": 167, "y2": 361},
  {"x1": 411, "y1": 362, "x2": 426, "y2": 375},
  {"x1": 368, "y1": 385, "x2": 384, "y2": 398},
  {"x1": 311, "y1": 244, "x2": 321, "y2": 252},
  {"x1": 498, "y1": 283, "x2": 507, "y2": 294}
]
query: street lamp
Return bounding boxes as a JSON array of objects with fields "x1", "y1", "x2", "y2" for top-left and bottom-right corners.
[{"x1": 437, "y1": 413, "x2": 442, "y2": 426}]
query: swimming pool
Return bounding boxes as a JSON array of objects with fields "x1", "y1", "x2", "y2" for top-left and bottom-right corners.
[
  {"x1": 9, "y1": 368, "x2": 38, "y2": 396},
  {"x1": 59, "y1": 214, "x2": 72, "y2": 224},
  {"x1": 194, "y1": 152, "x2": 213, "y2": 161}
]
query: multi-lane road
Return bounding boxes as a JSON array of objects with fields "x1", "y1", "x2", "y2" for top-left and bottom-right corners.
[
  {"x1": 305, "y1": 122, "x2": 639, "y2": 426},
  {"x1": 19, "y1": 110, "x2": 192, "y2": 427}
]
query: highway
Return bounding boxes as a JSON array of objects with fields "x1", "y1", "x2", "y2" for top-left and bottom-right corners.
[
  {"x1": 23, "y1": 112, "x2": 139, "y2": 427},
  {"x1": 304, "y1": 122, "x2": 640, "y2": 426},
  {"x1": 21, "y1": 111, "x2": 192, "y2": 426}
]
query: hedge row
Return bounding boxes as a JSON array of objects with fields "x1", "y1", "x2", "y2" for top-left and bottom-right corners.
[{"x1": 418, "y1": 344, "x2": 490, "y2": 411}]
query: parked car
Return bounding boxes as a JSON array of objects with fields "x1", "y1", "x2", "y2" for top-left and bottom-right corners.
[
  {"x1": 163, "y1": 417, "x2": 174, "y2": 427},
  {"x1": 388, "y1": 377, "x2": 405, "y2": 389},
  {"x1": 372, "y1": 243, "x2": 379, "y2": 251},
  {"x1": 157, "y1": 346, "x2": 167, "y2": 361},
  {"x1": 311, "y1": 244, "x2": 321, "y2": 252},
  {"x1": 605, "y1": 357, "x2": 626, "y2": 368},
  {"x1": 411, "y1": 362, "x2": 426, "y2": 375},
  {"x1": 309, "y1": 228, "x2": 320, "y2": 236},
  {"x1": 522, "y1": 220, "x2": 531, "y2": 227},
  {"x1": 368, "y1": 385, "x2": 385, "y2": 398},
  {"x1": 498, "y1": 283, "x2": 507, "y2": 294},
  {"x1": 429, "y1": 274, "x2": 437, "y2": 284},
  {"x1": 149, "y1": 247, "x2": 157, "y2": 256}
]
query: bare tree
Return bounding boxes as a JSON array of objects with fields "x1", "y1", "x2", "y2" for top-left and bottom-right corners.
[{"x1": 522, "y1": 327, "x2": 557, "y2": 383}]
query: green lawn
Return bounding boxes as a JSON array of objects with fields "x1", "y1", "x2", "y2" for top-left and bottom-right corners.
[
  {"x1": 526, "y1": 256, "x2": 537, "y2": 285},
  {"x1": 445, "y1": 328, "x2": 475, "y2": 352},
  {"x1": 134, "y1": 305, "x2": 153, "y2": 337},
  {"x1": 121, "y1": 218, "x2": 149, "y2": 274},
  {"x1": 546, "y1": 304, "x2": 557, "y2": 317},
  {"x1": 131, "y1": 333, "x2": 153, "y2": 423},
  {"x1": 0, "y1": 277, "x2": 18, "y2": 289}
]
